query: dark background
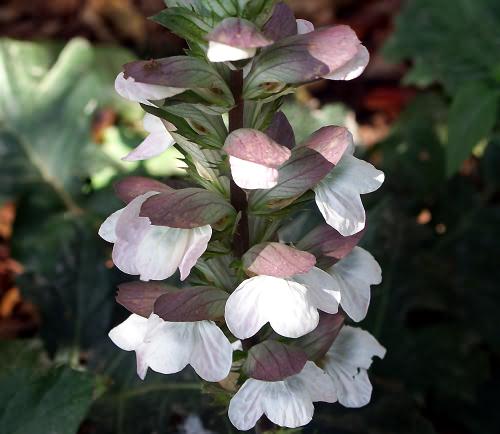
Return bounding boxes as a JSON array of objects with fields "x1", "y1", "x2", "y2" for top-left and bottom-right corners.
[{"x1": 1, "y1": 1, "x2": 499, "y2": 433}]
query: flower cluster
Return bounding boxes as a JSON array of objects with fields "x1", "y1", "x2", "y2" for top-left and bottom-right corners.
[{"x1": 100, "y1": 1, "x2": 386, "y2": 431}]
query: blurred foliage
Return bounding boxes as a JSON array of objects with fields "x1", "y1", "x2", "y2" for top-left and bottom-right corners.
[{"x1": 384, "y1": 0, "x2": 500, "y2": 176}]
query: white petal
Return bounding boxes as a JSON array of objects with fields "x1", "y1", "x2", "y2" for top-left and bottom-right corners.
[
  {"x1": 123, "y1": 115, "x2": 175, "y2": 161},
  {"x1": 98, "y1": 208, "x2": 124, "y2": 243},
  {"x1": 296, "y1": 19, "x2": 314, "y2": 35},
  {"x1": 293, "y1": 361, "x2": 337, "y2": 403},
  {"x1": 139, "y1": 320, "x2": 194, "y2": 378},
  {"x1": 189, "y1": 321, "x2": 233, "y2": 382},
  {"x1": 324, "y1": 45, "x2": 370, "y2": 81},
  {"x1": 293, "y1": 267, "x2": 341, "y2": 315},
  {"x1": 229, "y1": 156, "x2": 279, "y2": 190},
  {"x1": 178, "y1": 225, "x2": 212, "y2": 281},
  {"x1": 207, "y1": 41, "x2": 256, "y2": 62},
  {"x1": 262, "y1": 381, "x2": 314, "y2": 428},
  {"x1": 314, "y1": 154, "x2": 384, "y2": 236},
  {"x1": 325, "y1": 363, "x2": 373, "y2": 408},
  {"x1": 329, "y1": 247, "x2": 382, "y2": 322},
  {"x1": 324, "y1": 326, "x2": 385, "y2": 407},
  {"x1": 328, "y1": 326, "x2": 386, "y2": 370},
  {"x1": 135, "y1": 226, "x2": 191, "y2": 281},
  {"x1": 115, "y1": 72, "x2": 185, "y2": 106},
  {"x1": 225, "y1": 276, "x2": 319, "y2": 339},
  {"x1": 108, "y1": 314, "x2": 148, "y2": 351},
  {"x1": 228, "y1": 380, "x2": 266, "y2": 431}
]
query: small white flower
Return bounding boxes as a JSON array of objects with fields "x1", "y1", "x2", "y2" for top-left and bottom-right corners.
[
  {"x1": 228, "y1": 361, "x2": 337, "y2": 431},
  {"x1": 122, "y1": 114, "x2": 176, "y2": 161},
  {"x1": 99, "y1": 192, "x2": 211, "y2": 281},
  {"x1": 207, "y1": 41, "x2": 257, "y2": 63},
  {"x1": 328, "y1": 247, "x2": 382, "y2": 322},
  {"x1": 225, "y1": 268, "x2": 341, "y2": 339},
  {"x1": 323, "y1": 326, "x2": 386, "y2": 408},
  {"x1": 109, "y1": 313, "x2": 233, "y2": 381},
  {"x1": 314, "y1": 149, "x2": 384, "y2": 236},
  {"x1": 114, "y1": 72, "x2": 185, "y2": 106}
]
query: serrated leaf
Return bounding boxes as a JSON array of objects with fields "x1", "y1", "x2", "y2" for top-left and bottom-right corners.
[
  {"x1": 154, "y1": 286, "x2": 228, "y2": 321},
  {"x1": 447, "y1": 82, "x2": 498, "y2": 176},
  {"x1": 243, "y1": 340, "x2": 308, "y2": 381}
]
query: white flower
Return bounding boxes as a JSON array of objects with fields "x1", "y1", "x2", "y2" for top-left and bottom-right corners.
[
  {"x1": 99, "y1": 192, "x2": 211, "y2": 281},
  {"x1": 328, "y1": 247, "x2": 382, "y2": 322},
  {"x1": 224, "y1": 268, "x2": 341, "y2": 339},
  {"x1": 314, "y1": 149, "x2": 384, "y2": 236},
  {"x1": 207, "y1": 41, "x2": 256, "y2": 63},
  {"x1": 122, "y1": 114, "x2": 176, "y2": 161},
  {"x1": 229, "y1": 156, "x2": 279, "y2": 189},
  {"x1": 109, "y1": 313, "x2": 233, "y2": 381},
  {"x1": 115, "y1": 72, "x2": 185, "y2": 106},
  {"x1": 323, "y1": 326, "x2": 386, "y2": 408},
  {"x1": 228, "y1": 361, "x2": 337, "y2": 431}
]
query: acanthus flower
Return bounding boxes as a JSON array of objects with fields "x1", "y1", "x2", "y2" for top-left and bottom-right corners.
[
  {"x1": 228, "y1": 361, "x2": 337, "y2": 431},
  {"x1": 99, "y1": 191, "x2": 211, "y2": 281},
  {"x1": 109, "y1": 313, "x2": 232, "y2": 381}
]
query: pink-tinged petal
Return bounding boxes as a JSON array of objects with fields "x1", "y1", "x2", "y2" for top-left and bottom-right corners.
[
  {"x1": 98, "y1": 208, "x2": 124, "y2": 243},
  {"x1": 115, "y1": 192, "x2": 156, "y2": 244},
  {"x1": 190, "y1": 321, "x2": 233, "y2": 382},
  {"x1": 324, "y1": 45, "x2": 370, "y2": 81},
  {"x1": 262, "y1": 381, "x2": 314, "y2": 428},
  {"x1": 112, "y1": 240, "x2": 141, "y2": 276},
  {"x1": 229, "y1": 157, "x2": 279, "y2": 190},
  {"x1": 292, "y1": 362, "x2": 337, "y2": 403},
  {"x1": 225, "y1": 276, "x2": 319, "y2": 339},
  {"x1": 329, "y1": 247, "x2": 382, "y2": 322},
  {"x1": 207, "y1": 42, "x2": 256, "y2": 62},
  {"x1": 242, "y1": 243, "x2": 316, "y2": 278},
  {"x1": 296, "y1": 19, "x2": 314, "y2": 35},
  {"x1": 178, "y1": 225, "x2": 212, "y2": 281},
  {"x1": 115, "y1": 72, "x2": 185, "y2": 106},
  {"x1": 122, "y1": 114, "x2": 176, "y2": 161},
  {"x1": 307, "y1": 26, "x2": 362, "y2": 77},
  {"x1": 108, "y1": 314, "x2": 148, "y2": 351},
  {"x1": 314, "y1": 154, "x2": 385, "y2": 236},
  {"x1": 228, "y1": 380, "x2": 266, "y2": 431},
  {"x1": 225, "y1": 129, "x2": 291, "y2": 167},
  {"x1": 206, "y1": 17, "x2": 272, "y2": 49},
  {"x1": 293, "y1": 267, "x2": 341, "y2": 315}
]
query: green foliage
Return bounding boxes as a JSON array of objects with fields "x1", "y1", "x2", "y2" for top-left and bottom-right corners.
[
  {"x1": 447, "y1": 83, "x2": 499, "y2": 176},
  {"x1": 0, "y1": 340, "x2": 101, "y2": 434},
  {"x1": 384, "y1": 0, "x2": 500, "y2": 175}
]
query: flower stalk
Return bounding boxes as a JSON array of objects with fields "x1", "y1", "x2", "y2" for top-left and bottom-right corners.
[{"x1": 98, "y1": 1, "x2": 387, "y2": 432}]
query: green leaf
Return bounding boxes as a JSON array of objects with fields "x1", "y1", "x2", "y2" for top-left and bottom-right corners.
[
  {"x1": 0, "y1": 38, "x2": 134, "y2": 207},
  {"x1": 151, "y1": 7, "x2": 212, "y2": 44},
  {"x1": 13, "y1": 214, "x2": 114, "y2": 354},
  {"x1": 447, "y1": 82, "x2": 498, "y2": 176},
  {"x1": 383, "y1": 0, "x2": 500, "y2": 94},
  {"x1": 0, "y1": 340, "x2": 99, "y2": 434}
]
